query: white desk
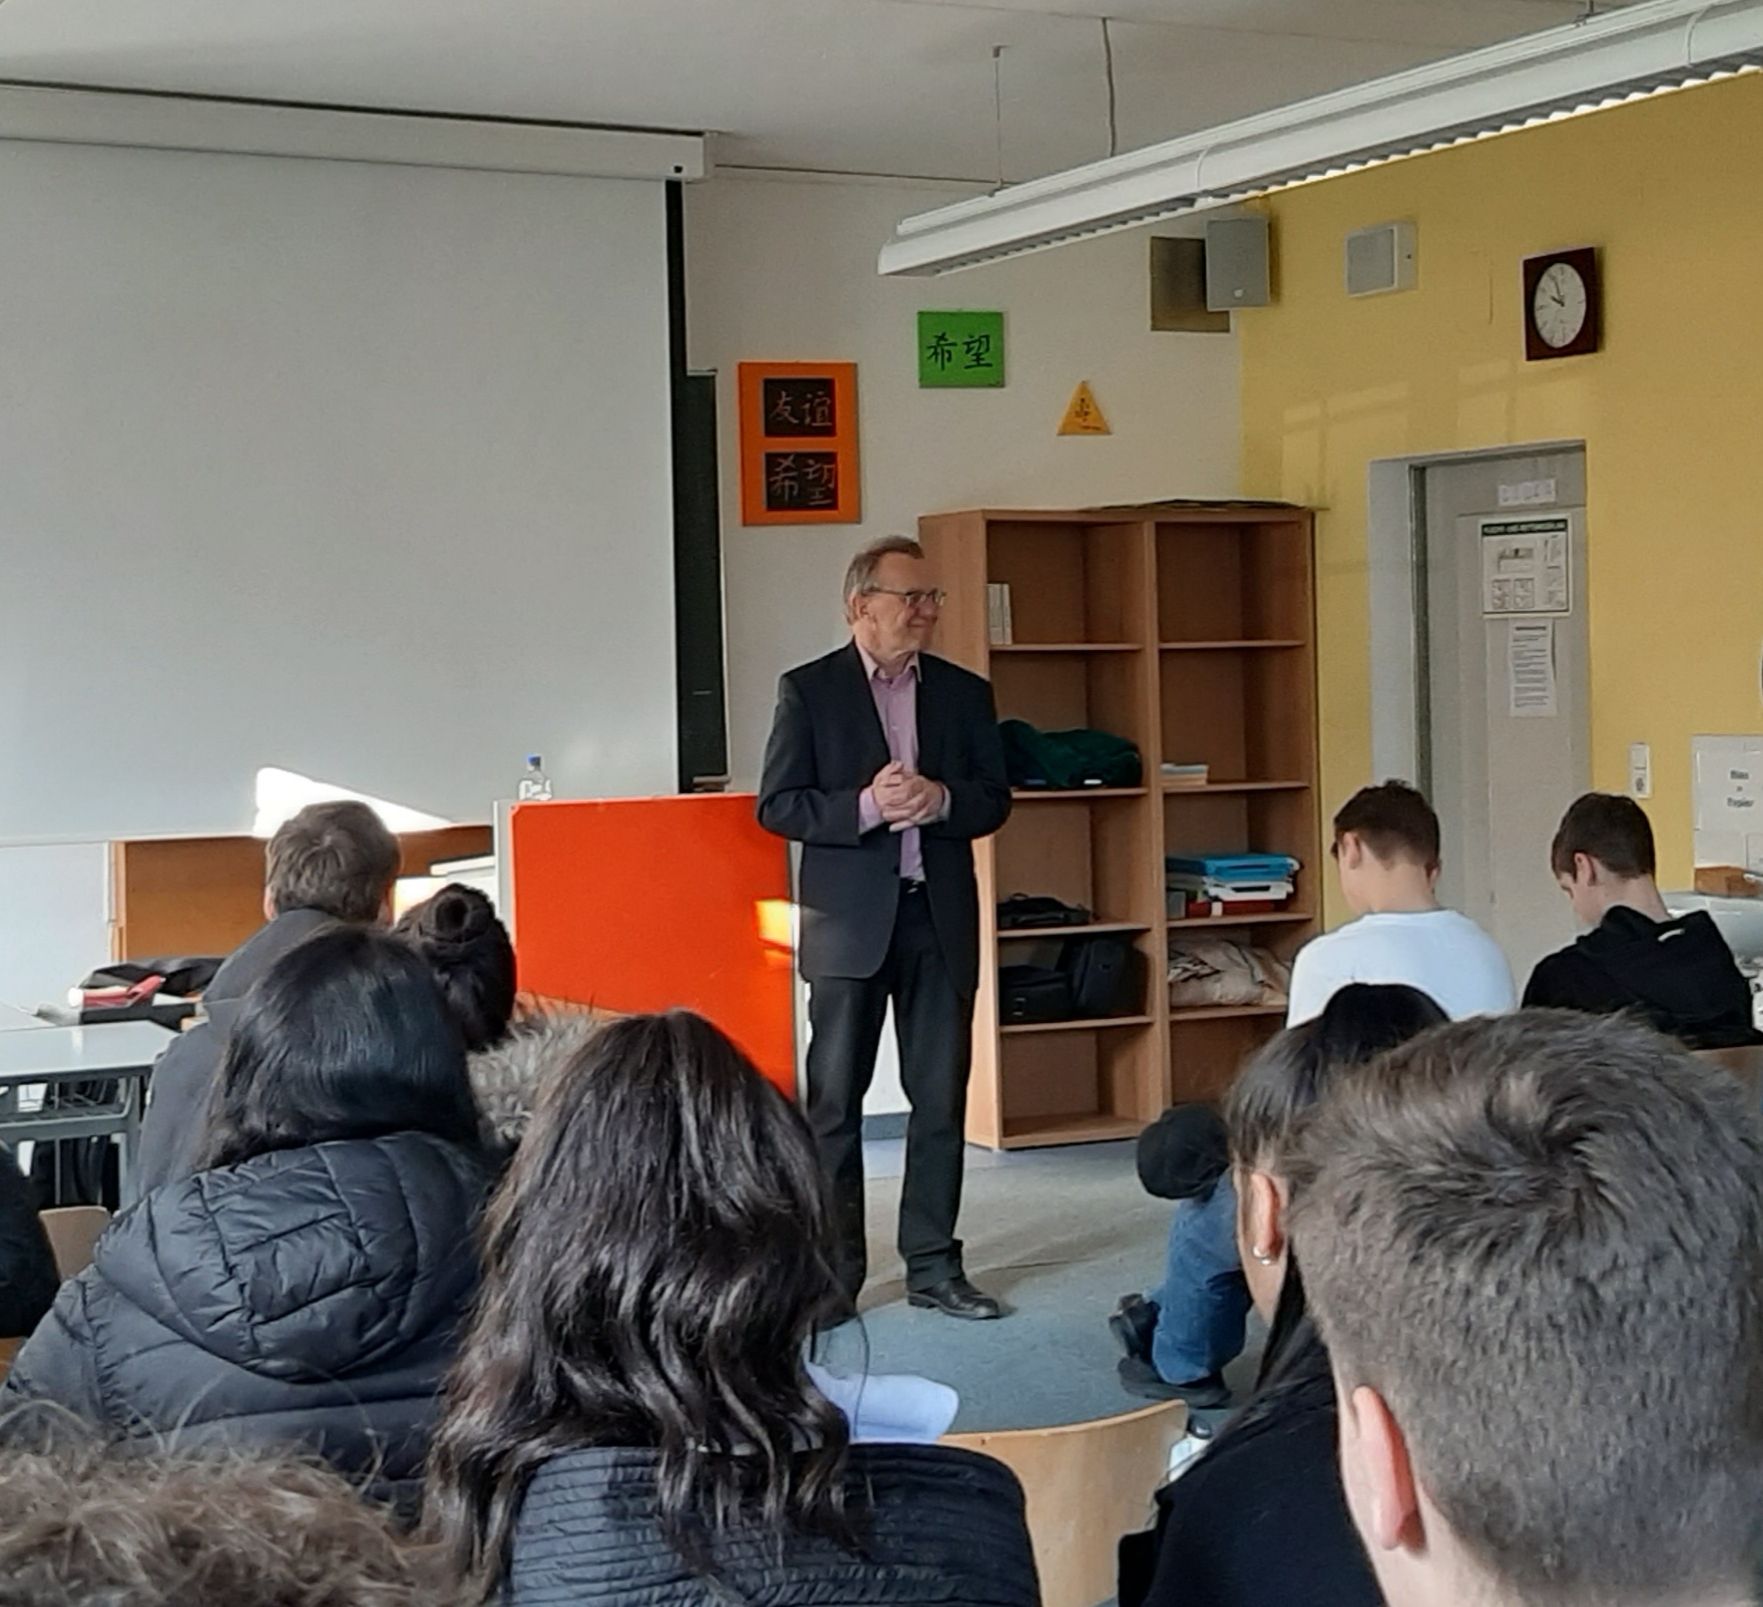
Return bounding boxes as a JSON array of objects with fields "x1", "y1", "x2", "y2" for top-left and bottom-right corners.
[{"x1": 0, "y1": 1020, "x2": 172, "y2": 1199}]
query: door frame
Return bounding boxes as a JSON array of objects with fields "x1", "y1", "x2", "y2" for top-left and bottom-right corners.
[{"x1": 1366, "y1": 440, "x2": 1585, "y2": 793}]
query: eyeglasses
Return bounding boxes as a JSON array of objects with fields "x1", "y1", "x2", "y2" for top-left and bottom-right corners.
[{"x1": 863, "y1": 586, "x2": 946, "y2": 609}]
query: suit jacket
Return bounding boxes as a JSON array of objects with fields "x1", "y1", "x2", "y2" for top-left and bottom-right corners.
[{"x1": 757, "y1": 644, "x2": 1010, "y2": 995}]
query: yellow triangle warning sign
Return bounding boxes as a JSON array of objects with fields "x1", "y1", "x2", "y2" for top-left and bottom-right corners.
[{"x1": 1058, "y1": 381, "x2": 1110, "y2": 436}]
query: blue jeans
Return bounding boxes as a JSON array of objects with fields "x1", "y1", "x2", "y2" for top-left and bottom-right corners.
[{"x1": 1148, "y1": 1175, "x2": 1251, "y2": 1383}]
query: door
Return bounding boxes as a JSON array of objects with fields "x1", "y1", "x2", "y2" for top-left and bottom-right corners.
[{"x1": 1420, "y1": 449, "x2": 1589, "y2": 987}]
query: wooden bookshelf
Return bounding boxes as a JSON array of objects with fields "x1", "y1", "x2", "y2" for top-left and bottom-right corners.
[{"x1": 920, "y1": 503, "x2": 1319, "y2": 1148}]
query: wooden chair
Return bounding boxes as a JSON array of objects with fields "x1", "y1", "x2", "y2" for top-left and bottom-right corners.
[
  {"x1": 945, "y1": 1398, "x2": 1188, "y2": 1607},
  {"x1": 0, "y1": 1336, "x2": 18, "y2": 1383},
  {"x1": 40, "y1": 1204, "x2": 111, "y2": 1280}
]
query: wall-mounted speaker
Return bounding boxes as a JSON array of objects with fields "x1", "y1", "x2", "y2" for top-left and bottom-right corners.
[
  {"x1": 1344, "y1": 222, "x2": 1417, "y2": 297},
  {"x1": 1204, "y1": 216, "x2": 1270, "y2": 311}
]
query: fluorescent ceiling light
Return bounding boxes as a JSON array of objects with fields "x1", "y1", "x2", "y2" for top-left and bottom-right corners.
[{"x1": 878, "y1": 0, "x2": 1763, "y2": 275}]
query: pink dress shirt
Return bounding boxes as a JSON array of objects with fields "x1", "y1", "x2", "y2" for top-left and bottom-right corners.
[{"x1": 856, "y1": 646, "x2": 948, "y2": 882}]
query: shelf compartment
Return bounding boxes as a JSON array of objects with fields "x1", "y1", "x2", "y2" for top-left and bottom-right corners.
[
  {"x1": 986, "y1": 519, "x2": 1150, "y2": 646},
  {"x1": 1000, "y1": 1014, "x2": 1155, "y2": 1036},
  {"x1": 995, "y1": 1023, "x2": 1160, "y2": 1148},
  {"x1": 996, "y1": 794, "x2": 1159, "y2": 928},
  {"x1": 1167, "y1": 1010, "x2": 1289, "y2": 1103},
  {"x1": 993, "y1": 642, "x2": 1140, "y2": 654},
  {"x1": 993, "y1": 649, "x2": 1150, "y2": 741},
  {"x1": 998, "y1": 921, "x2": 1151, "y2": 942},
  {"x1": 999, "y1": 1112, "x2": 1143, "y2": 1149},
  {"x1": 1160, "y1": 648, "x2": 1314, "y2": 783},
  {"x1": 1164, "y1": 788, "x2": 1322, "y2": 933},
  {"x1": 1162, "y1": 779, "x2": 1309, "y2": 794},
  {"x1": 1156, "y1": 519, "x2": 1312, "y2": 644},
  {"x1": 1167, "y1": 911, "x2": 1313, "y2": 930},
  {"x1": 1160, "y1": 639, "x2": 1303, "y2": 651}
]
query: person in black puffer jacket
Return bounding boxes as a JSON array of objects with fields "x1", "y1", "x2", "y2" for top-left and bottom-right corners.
[
  {"x1": 3, "y1": 927, "x2": 491, "y2": 1520},
  {"x1": 425, "y1": 1010, "x2": 1040, "y2": 1607},
  {"x1": 0, "y1": 1143, "x2": 58, "y2": 1340}
]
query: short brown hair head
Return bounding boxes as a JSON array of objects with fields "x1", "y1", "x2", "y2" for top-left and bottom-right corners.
[
  {"x1": 0, "y1": 1419, "x2": 461, "y2": 1607},
  {"x1": 1549, "y1": 791, "x2": 1656, "y2": 880},
  {"x1": 842, "y1": 535, "x2": 925, "y2": 604},
  {"x1": 265, "y1": 801, "x2": 400, "y2": 923},
  {"x1": 1331, "y1": 780, "x2": 1439, "y2": 872},
  {"x1": 1290, "y1": 1012, "x2": 1763, "y2": 1601}
]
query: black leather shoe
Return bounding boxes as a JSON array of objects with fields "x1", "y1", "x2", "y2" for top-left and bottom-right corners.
[
  {"x1": 908, "y1": 1277, "x2": 1003, "y2": 1320},
  {"x1": 1109, "y1": 1293, "x2": 1159, "y2": 1363}
]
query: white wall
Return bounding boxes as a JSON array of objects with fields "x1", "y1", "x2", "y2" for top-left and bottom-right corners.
[
  {"x1": 686, "y1": 173, "x2": 1242, "y2": 794},
  {"x1": 0, "y1": 843, "x2": 109, "y2": 1011},
  {"x1": 685, "y1": 172, "x2": 1242, "y2": 1111}
]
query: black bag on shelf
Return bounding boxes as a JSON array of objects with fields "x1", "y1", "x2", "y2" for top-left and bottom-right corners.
[
  {"x1": 998, "y1": 964, "x2": 1075, "y2": 1025},
  {"x1": 1061, "y1": 933, "x2": 1144, "y2": 1017},
  {"x1": 997, "y1": 893, "x2": 1093, "y2": 930}
]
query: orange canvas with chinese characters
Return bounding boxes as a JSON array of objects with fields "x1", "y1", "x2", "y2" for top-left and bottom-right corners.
[
  {"x1": 738, "y1": 361, "x2": 860, "y2": 525},
  {"x1": 507, "y1": 795, "x2": 796, "y2": 1096}
]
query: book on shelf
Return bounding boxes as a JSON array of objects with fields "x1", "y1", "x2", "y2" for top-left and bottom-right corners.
[{"x1": 987, "y1": 582, "x2": 1013, "y2": 646}]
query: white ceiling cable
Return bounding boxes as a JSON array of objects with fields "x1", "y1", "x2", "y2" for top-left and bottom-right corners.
[{"x1": 880, "y1": 0, "x2": 1763, "y2": 274}]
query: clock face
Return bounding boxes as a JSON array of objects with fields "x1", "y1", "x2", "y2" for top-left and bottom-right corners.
[{"x1": 1532, "y1": 261, "x2": 1589, "y2": 349}]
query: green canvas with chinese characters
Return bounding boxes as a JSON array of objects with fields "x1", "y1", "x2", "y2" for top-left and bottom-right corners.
[{"x1": 918, "y1": 310, "x2": 1005, "y2": 388}]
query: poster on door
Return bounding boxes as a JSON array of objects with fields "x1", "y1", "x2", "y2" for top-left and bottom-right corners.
[{"x1": 1480, "y1": 515, "x2": 1571, "y2": 616}]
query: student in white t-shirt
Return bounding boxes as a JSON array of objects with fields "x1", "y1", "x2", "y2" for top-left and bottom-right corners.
[{"x1": 1287, "y1": 781, "x2": 1515, "y2": 1026}]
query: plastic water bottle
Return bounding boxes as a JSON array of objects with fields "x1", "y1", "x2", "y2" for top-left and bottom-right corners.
[{"x1": 516, "y1": 755, "x2": 553, "y2": 802}]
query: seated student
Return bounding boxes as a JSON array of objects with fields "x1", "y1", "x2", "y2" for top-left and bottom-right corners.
[
  {"x1": 0, "y1": 1145, "x2": 58, "y2": 1342},
  {"x1": 0, "y1": 1412, "x2": 462, "y2": 1607},
  {"x1": 1291, "y1": 1011, "x2": 1763, "y2": 1607},
  {"x1": 1118, "y1": 983, "x2": 1445, "y2": 1607},
  {"x1": 1524, "y1": 791, "x2": 1759, "y2": 1047},
  {"x1": 134, "y1": 798, "x2": 402, "y2": 1197},
  {"x1": 394, "y1": 883, "x2": 517, "y2": 1056},
  {"x1": 1287, "y1": 780, "x2": 1515, "y2": 1025},
  {"x1": 1116, "y1": 782, "x2": 1511, "y2": 1402},
  {"x1": 424, "y1": 1010, "x2": 1040, "y2": 1607},
  {"x1": 4, "y1": 928, "x2": 491, "y2": 1519}
]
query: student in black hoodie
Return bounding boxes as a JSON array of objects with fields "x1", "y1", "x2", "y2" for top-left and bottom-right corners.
[{"x1": 1523, "y1": 793, "x2": 1760, "y2": 1048}]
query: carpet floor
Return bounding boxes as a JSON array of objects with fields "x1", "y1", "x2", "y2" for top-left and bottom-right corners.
[{"x1": 812, "y1": 1138, "x2": 1265, "y2": 1434}]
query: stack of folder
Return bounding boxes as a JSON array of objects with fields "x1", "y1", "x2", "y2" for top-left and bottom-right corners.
[{"x1": 1166, "y1": 853, "x2": 1299, "y2": 918}]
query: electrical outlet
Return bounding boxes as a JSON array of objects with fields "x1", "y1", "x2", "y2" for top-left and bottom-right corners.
[{"x1": 1629, "y1": 742, "x2": 1652, "y2": 800}]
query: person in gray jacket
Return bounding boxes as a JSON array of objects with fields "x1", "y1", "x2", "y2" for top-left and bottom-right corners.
[
  {"x1": 426, "y1": 1010, "x2": 1040, "y2": 1607},
  {"x1": 132, "y1": 799, "x2": 401, "y2": 1199}
]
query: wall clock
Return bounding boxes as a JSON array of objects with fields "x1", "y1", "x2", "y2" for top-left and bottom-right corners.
[{"x1": 1522, "y1": 246, "x2": 1600, "y2": 360}]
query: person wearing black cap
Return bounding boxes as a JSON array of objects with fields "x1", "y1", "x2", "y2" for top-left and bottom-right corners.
[{"x1": 1111, "y1": 1105, "x2": 1237, "y2": 1405}]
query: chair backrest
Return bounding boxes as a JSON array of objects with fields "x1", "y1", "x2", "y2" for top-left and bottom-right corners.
[
  {"x1": 39, "y1": 1205, "x2": 111, "y2": 1280},
  {"x1": 945, "y1": 1398, "x2": 1187, "y2": 1607},
  {"x1": 0, "y1": 1336, "x2": 18, "y2": 1383}
]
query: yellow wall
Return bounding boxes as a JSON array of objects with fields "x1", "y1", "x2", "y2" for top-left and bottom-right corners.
[{"x1": 1241, "y1": 73, "x2": 1763, "y2": 901}]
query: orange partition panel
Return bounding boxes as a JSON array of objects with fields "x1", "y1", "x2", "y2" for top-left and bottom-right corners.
[{"x1": 508, "y1": 796, "x2": 796, "y2": 1096}]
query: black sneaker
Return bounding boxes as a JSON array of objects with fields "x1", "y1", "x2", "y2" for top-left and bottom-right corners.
[
  {"x1": 1117, "y1": 1355, "x2": 1231, "y2": 1408},
  {"x1": 1109, "y1": 1293, "x2": 1159, "y2": 1363}
]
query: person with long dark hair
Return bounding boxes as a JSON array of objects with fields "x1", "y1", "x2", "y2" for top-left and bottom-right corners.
[
  {"x1": 424, "y1": 1009, "x2": 1040, "y2": 1606},
  {"x1": 2, "y1": 927, "x2": 490, "y2": 1518},
  {"x1": 1119, "y1": 983, "x2": 1447, "y2": 1607}
]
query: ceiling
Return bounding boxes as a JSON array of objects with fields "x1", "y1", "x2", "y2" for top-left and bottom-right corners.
[{"x1": 0, "y1": 0, "x2": 1645, "y2": 184}]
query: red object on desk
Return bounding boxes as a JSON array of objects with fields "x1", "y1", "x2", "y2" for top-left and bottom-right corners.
[{"x1": 507, "y1": 796, "x2": 796, "y2": 1097}]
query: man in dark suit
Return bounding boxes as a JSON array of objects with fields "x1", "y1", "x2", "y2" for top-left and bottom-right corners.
[{"x1": 759, "y1": 536, "x2": 1011, "y2": 1320}]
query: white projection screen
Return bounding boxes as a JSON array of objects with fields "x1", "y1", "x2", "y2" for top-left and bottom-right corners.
[{"x1": 0, "y1": 138, "x2": 676, "y2": 842}]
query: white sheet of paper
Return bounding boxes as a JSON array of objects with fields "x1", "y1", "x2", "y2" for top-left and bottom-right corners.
[{"x1": 1508, "y1": 619, "x2": 1557, "y2": 717}]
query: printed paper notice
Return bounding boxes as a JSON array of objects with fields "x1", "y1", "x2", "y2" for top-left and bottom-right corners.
[
  {"x1": 1508, "y1": 619, "x2": 1557, "y2": 718},
  {"x1": 1480, "y1": 515, "x2": 1571, "y2": 616}
]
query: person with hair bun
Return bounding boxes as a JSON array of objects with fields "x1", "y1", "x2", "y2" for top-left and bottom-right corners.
[
  {"x1": 1120, "y1": 983, "x2": 1447, "y2": 1607},
  {"x1": 394, "y1": 884, "x2": 517, "y2": 1055},
  {"x1": 425, "y1": 1009, "x2": 1038, "y2": 1606},
  {"x1": 4, "y1": 927, "x2": 491, "y2": 1519}
]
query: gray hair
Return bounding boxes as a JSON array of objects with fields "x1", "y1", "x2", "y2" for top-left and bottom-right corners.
[
  {"x1": 842, "y1": 536, "x2": 924, "y2": 603},
  {"x1": 1289, "y1": 1011, "x2": 1763, "y2": 1601}
]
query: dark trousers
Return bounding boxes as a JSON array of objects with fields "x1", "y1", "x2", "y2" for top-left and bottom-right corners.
[{"x1": 806, "y1": 884, "x2": 973, "y2": 1296}]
